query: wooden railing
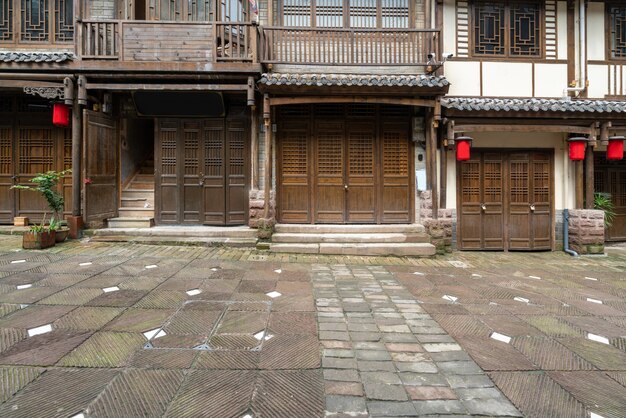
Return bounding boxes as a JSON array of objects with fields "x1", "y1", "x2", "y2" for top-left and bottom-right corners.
[
  {"x1": 80, "y1": 20, "x2": 258, "y2": 64},
  {"x1": 261, "y1": 27, "x2": 440, "y2": 66}
]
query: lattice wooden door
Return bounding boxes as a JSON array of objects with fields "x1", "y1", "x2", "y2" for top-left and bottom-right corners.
[
  {"x1": 315, "y1": 120, "x2": 345, "y2": 223},
  {"x1": 595, "y1": 154, "x2": 626, "y2": 241},
  {"x1": 381, "y1": 121, "x2": 411, "y2": 223},
  {"x1": 83, "y1": 110, "x2": 118, "y2": 227},
  {"x1": 0, "y1": 126, "x2": 13, "y2": 224},
  {"x1": 278, "y1": 114, "x2": 311, "y2": 223},
  {"x1": 346, "y1": 121, "x2": 376, "y2": 223}
]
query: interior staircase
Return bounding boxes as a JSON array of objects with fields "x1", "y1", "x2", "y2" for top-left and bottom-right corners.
[
  {"x1": 107, "y1": 160, "x2": 155, "y2": 228},
  {"x1": 269, "y1": 224, "x2": 436, "y2": 257}
]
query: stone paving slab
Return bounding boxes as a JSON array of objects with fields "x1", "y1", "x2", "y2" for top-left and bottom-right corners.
[{"x1": 0, "y1": 235, "x2": 624, "y2": 417}]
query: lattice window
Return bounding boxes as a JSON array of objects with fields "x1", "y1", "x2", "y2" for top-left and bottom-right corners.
[
  {"x1": 472, "y1": 0, "x2": 542, "y2": 58},
  {"x1": 614, "y1": 172, "x2": 626, "y2": 206},
  {"x1": 318, "y1": 130, "x2": 343, "y2": 175},
  {"x1": 0, "y1": 0, "x2": 13, "y2": 41},
  {"x1": 54, "y1": 0, "x2": 72, "y2": 41},
  {"x1": 483, "y1": 161, "x2": 502, "y2": 203},
  {"x1": 0, "y1": 129, "x2": 11, "y2": 175},
  {"x1": 509, "y1": 161, "x2": 529, "y2": 203},
  {"x1": 21, "y1": 0, "x2": 49, "y2": 42},
  {"x1": 348, "y1": 133, "x2": 374, "y2": 175},
  {"x1": 282, "y1": 132, "x2": 308, "y2": 175},
  {"x1": 283, "y1": 0, "x2": 409, "y2": 28},
  {"x1": 63, "y1": 130, "x2": 71, "y2": 171},
  {"x1": 533, "y1": 161, "x2": 549, "y2": 202},
  {"x1": 161, "y1": 130, "x2": 177, "y2": 175},
  {"x1": 229, "y1": 129, "x2": 244, "y2": 176},
  {"x1": 205, "y1": 128, "x2": 223, "y2": 177},
  {"x1": 19, "y1": 129, "x2": 54, "y2": 174},
  {"x1": 184, "y1": 130, "x2": 199, "y2": 176},
  {"x1": 461, "y1": 161, "x2": 480, "y2": 203},
  {"x1": 383, "y1": 132, "x2": 408, "y2": 176},
  {"x1": 609, "y1": 5, "x2": 626, "y2": 59}
]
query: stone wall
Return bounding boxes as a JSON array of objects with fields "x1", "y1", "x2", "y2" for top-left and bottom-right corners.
[
  {"x1": 419, "y1": 190, "x2": 454, "y2": 254},
  {"x1": 248, "y1": 189, "x2": 276, "y2": 228},
  {"x1": 568, "y1": 209, "x2": 605, "y2": 254}
]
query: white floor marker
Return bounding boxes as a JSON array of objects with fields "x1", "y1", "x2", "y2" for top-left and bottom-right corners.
[
  {"x1": 584, "y1": 277, "x2": 598, "y2": 281},
  {"x1": 586, "y1": 297, "x2": 602, "y2": 304},
  {"x1": 145, "y1": 265, "x2": 158, "y2": 269},
  {"x1": 528, "y1": 275, "x2": 541, "y2": 280},
  {"x1": 16, "y1": 284, "x2": 32, "y2": 290},
  {"x1": 186, "y1": 289, "x2": 202, "y2": 296},
  {"x1": 79, "y1": 262, "x2": 93, "y2": 266},
  {"x1": 143, "y1": 328, "x2": 164, "y2": 340},
  {"x1": 102, "y1": 286, "x2": 120, "y2": 293},
  {"x1": 513, "y1": 297, "x2": 530, "y2": 303},
  {"x1": 266, "y1": 291, "x2": 282, "y2": 298},
  {"x1": 28, "y1": 324, "x2": 53, "y2": 337},
  {"x1": 442, "y1": 295, "x2": 458, "y2": 302},
  {"x1": 587, "y1": 333, "x2": 610, "y2": 345},
  {"x1": 11, "y1": 259, "x2": 26, "y2": 264},
  {"x1": 274, "y1": 269, "x2": 282, "y2": 274},
  {"x1": 490, "y1": 332, "x2": 511, "y2": 344},
  {"x1": 413, "y1": 272, "x2": 424, "y2": 276}
]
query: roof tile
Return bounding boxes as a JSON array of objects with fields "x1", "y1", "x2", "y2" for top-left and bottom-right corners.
[
  {"x1": 0, "y1": 51, "x2": 74, "y2": 63},
  {"x1": 259, "y1": 73, "x2": 449, "y2": 88},
  {"x1": 442, "y1": 97, "x2": 626, "y2": 114}
]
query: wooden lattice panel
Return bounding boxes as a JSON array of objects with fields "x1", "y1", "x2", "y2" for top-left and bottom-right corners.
[
  {"x1": 483, "y1": 160, "x2": 502, "y2": 203},
  {"x1": 461, "y1": 160, "x2": 480, "y2": 203},
  {"x1": 509, "y1": 2, "x2": 540, "y2": 56},
  {"x1": 0, "y1": 0, "x2": 12, "y2": 41},
  {"x1": 183, "y1": 129, "x2": 200, "y2": 176},
  {"x1": 614, "y1": 172, "x2": 626, "y2": 207},
  {"x1": 63, "y1": 130, "x2": 71, "y2": 171},
  {"x1": 533, "y1": 161, "x2": 550, "y2": 203},
  {"x1": 283, "y1": 0, "x2": 409, "y2": 28},
  {"x1": 54, "y1": 0, "x2": 73, "y2": 42},
  {"x1": 18, "y1": 128, "x2": 54, "y2": 174},
  {"x1": 609, "y1": 5, "x2": 626, "y2": 59},
  {"x1": 281, "y1": 132, "x2": 308, "y2": 176},
  {"x1": 21, "y1": 0, "x2": 50, "y2": 42},
  {"x1": 544, "y1": 0, "x2": 557, "y2": 59},
  {"x1": 456, "y1": 1, "x2": 470, "y2": 57},
  {"x1": 381, "y1": 0, "x2": 409, "y2": 28},
  {"x1": 228, "y1": 125, "x2": 245, "y2": 177},
  {"x1": 204, "y1": 125, "x2": 223, "y2": 177},
  {"x1": 383, "y1": 132, "x2": 408, "y2": 176},
  {"x1": 509, "y1": 161, "x2": 529, "y2": 203},
  {"x1": 317, "y1": 125, "x2": 344, "y2": 176},
  {"x1": 160, "y1": 129, "x2": 177, "y2": 175},
  {"x1": 348, "y1": 132, "x2": 374, "y2": 176},
  {"x1": 347, "y1": 104, "x2": 376, "y2": 119},
  {"x1": 283, "y1": 0, "x2": 312, "y2": 26},
  {"x1": 349, "y1": 0, "x2": 377, "y2": 28},
  {"x1": 473, "y1": 1, "x2": 505, "y2": 55},
  {"x1": 0, "y1": 128, "x2": 11, "y2": 175}
]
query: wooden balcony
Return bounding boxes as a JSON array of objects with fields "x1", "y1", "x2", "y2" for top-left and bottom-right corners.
[
  {"x1": 260, "y1": 27, "x2": 440, "y2": 73},
  {"x1": 77, "y1": 20, "x2": 260, "y2": 72}
]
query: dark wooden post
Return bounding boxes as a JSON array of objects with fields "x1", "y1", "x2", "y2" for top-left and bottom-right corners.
[
  {"x1": 427, "y1": 110, "x2": 439, "y2": 219},
  {"x1": 575, "y1": 160, "x2": 584, "y2": 209},
  {"x1": 585, "y1": 146, "x2": 594, "y2": 209},
  {"x1": 263, "y1": 94, "x2": 272, "y2": 219},
  {"x1": 251, "y1": 104, "x2": 259, "y2": 190},
  {"x1": 67, "y1": 78, "x2": 84, "y2": 238},
  {"x1": 439, "y1": 126, "x2": 447, "y2": 209}
]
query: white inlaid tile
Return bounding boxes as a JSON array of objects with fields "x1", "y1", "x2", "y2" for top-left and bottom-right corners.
[
  {"x1": 186, "y1": 289, "x2": 202, "y2": 296},
  {"x1": 102, "y1": 286, "x2": 120, "y2": 293},
  {"x1": 442, "y1": 295, "x2": 458, "y2": 302},
  {"x1": 584, "y1": 276, "x2": 598, "y2": 281},
  {"x1": 28, "y1": 324, "x2": 52, "y2": 337},
  {"x1": 266, "y1": 291, "x2": 281, "y2": 298},
  {"x1": 11, "y1": 259, "x2": 26, "y2": 264},
  {"x1": 79, "y1": 262, "x2": 93, "y2": 266},
  {"x1": 145, "y1": 265, "x2": 158, "y2": 269},
  {"x1": 254, "y1": 331, "x2": 273, "y2": 341},
  {"x1": 589, "y1": 412, "x2": 605, "y2": 418},
  {"x1": 513, "y1": 297, "x2": 530, "y2": 303},
  {"x1": 143, "y1": 328, "x2": 162, "y2": 340},
  {"x1": 490, "y1": 332, "x2": 511, "y2": 344},
  {"x1": 528, "y1": 275, "x2": 541, "y2": 280},
  {"x1": 70, "y1": 413, "x2": 85, "y2": 418},
  {"x1": 586, "y1": 297, "x2": 602, "y2": 304},
  {"x1": 274, "y1": 269, "x2": 282, "y2": 274},
  {"x1": 448, "y1": 261, "x2": 468, "y2": 268},
  {"x1": 587, "y1": 333, "x2": 610, "y2": 345},
  {"x1": 16, "y1": 284, "x2": 32, "y2": 290},
  {"x1": 210, "y1": 267, "x2": 220, "y2": 271},
  {"x1": 471, "y1": 273, "x2": 482, "y2": 278},
  {"x1": 413, "y1": 272, "x2": 424, "y2": 276}
]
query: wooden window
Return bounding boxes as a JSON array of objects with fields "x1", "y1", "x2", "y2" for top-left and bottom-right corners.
[
  {"x1": 0, "y1": 0, "x2": 73, "y2": 44},
  {"x1": 282, "y1": 0, "x2": 411, "y2": 28},
  {"x1": 609, "y1": 5, "x2": 626, "y2": 59},
  {"x1": 472, "y1": 0, "x2": 542, "y2": 58}
]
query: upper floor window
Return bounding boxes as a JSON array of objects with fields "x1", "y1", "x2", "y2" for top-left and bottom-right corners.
[
  {"x1": 472, "y1": 1, "x2": 542, "y2": 58},
  {"x1": 609, "y1": 5, "x2": 626, "y2": 59},
  {"x1": 282, "y1": 0, "x2": 411, "y2": 28},
  {"x1": 0, "y1": 0, "x2": 73, "y2": 44}
]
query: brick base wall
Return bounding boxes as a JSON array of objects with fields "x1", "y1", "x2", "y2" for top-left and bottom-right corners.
[
  {"x1": 568, "y1": 209, "x2": 605, "y2": 254},
  {"x1": 419, "y1": 191, "x2": 453, "y2": 254},
  {"x1": 248, "y1": 189, "x2": 275, "y2": 228}
]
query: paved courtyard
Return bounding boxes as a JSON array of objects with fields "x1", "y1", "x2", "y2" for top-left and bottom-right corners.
[{"x1": 0, "y1": 235, "x2": 624, "y2": 417}]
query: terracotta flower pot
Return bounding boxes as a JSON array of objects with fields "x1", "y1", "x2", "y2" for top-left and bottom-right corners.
[
  {"x1": 54, "y1": 228, "x2": 70, "y2": 243},
  {"x1": 22, "y1": 230, "x2": 56, "y2": 249}
]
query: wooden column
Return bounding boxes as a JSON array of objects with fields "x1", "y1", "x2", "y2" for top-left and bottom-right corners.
[
  {"x1": 575, "y1": 160, "x2": 584, "y2": 209},
  {"x1": 425, "y1": 115, "x2": 433, "y2": 190},
  {"x1": 440, "y1": 131, "x2": 447, "y2": 209},
  {"x1": 71, "y1": 99, "x2": 82, "y2": 216},
  {"x1": 585, "y1": 145, "x2": 595, "y2": 209},
  {"x1": 251, "y1": 104, "x2": 259, "y2": 189},
  {"x1": 427, "y1": 112, "x2": 438, "y2": 218},
  {"x1": 263, "y1": 94, "x2": 272, "y2": 219}
]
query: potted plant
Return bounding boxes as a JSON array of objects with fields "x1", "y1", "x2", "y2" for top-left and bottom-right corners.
[
  {"x1": 594, "y1": 192, "x2": 616, "y2": 227},
  {"x1": 11, "y1": 170, "x2": 71, "y2": 243},
  {"x1": 22, "y1": 215, "x2": 56, "y2": 249}
]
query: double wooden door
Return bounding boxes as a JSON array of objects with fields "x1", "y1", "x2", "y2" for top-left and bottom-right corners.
[
  {"x1": 595, "y1": 154, "x2": 626, "y2": 241},
  {"x1": 278, "y1": 105, "x2": 412, "y2": 224},
  {"x1": 458, "y1": 150, "x2": 553, "y2": 251},
  {"x1": 155, "y1": 117, "x2": 248, "y2": 225}
]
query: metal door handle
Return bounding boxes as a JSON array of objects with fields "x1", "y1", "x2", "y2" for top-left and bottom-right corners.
[
  {"x1": 530, "y1": 204, "x2": 535, "y2": 211},
  {"x1": 344, "y1": 185, "x2": 348, "y2": 190},
  {"x1": 481, "y1": 204, "x2": 486, "y2": 211},
  {"x1": 199, "y1": 173, "x2": 204, "y2": 186}
]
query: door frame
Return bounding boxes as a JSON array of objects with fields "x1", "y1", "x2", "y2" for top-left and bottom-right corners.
[{"x1": 456, "y1": 148, "x2": 555, "y2": 251}]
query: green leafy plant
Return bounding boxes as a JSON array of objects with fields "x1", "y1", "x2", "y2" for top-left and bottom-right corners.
[
  {"x1": 594, "y1": 192, "x2": 616, "y2": 227},
  {"x1": 11, "y1": 170, "x2": 70, "y2": 226},
  {"x1": 29, "y1": 214, "x2": 47, "y2": 233}
]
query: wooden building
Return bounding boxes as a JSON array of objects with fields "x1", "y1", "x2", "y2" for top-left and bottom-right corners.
[{"x1": 0, "y1": 0, "x2": 624, "y2": 253}]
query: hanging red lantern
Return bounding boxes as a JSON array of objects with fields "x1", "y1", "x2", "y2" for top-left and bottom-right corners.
[
  {"x1": 567, "y1": 137, "x2": 588, "y2": 161},
  {"x1": 607, "y1": 136, "x2": 625, "y2": 160},
  {"x1": 456, "y1": 136, "x2": 473, "y2": 161},
  {"x1": 52, "y1": 103, "x2": 70, "y2": 127}
]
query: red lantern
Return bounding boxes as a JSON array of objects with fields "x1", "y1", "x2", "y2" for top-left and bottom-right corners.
[
  {"x1": 567, "y1": 137, "x2": 588, "y2": 161},
  {"x1": 456, "y1": 136, "x2": 472, "y2": 161},
  {"x1": 52, "y1": 103, "x2": 70, "y2": 127},
  {"x1": 607, "y1": 136, "x2": 625, "y2": 161}
]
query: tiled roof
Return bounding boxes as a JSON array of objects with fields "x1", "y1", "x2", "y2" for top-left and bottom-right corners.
[
  {"x1": 0, "y1": 51, "x2": 74, "y2": 63},
  {"x1": 259, "y1": 73, "x2": 450, "y2": 88},
  {"x1": 441, "y1": 97, "x2": 626, "y2": 113}
]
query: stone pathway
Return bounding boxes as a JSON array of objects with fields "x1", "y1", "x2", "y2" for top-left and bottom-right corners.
[{"x1": 313, "y1": 264, "x2": 520, "y2": 417}]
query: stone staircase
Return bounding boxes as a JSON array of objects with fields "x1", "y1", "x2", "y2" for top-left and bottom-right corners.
[
  {"x1": 108, "y1": 161, "x2": 155, "y2": 228},
  {"x1": 270, "y1": 224, "x2": 436, "y2": 257}
]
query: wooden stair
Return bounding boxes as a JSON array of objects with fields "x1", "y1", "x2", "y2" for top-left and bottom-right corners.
[{"x1": 108, "y1": 161, "x2": 155, "y2": 228}]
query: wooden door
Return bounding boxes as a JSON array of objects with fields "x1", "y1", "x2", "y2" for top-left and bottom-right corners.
[
  {"x1": 595, "y1": 155, "x2": 626, "y2": 241},
  {"x1": 83, "y1": 110, "x2": 118, "y2": 227},
  {"x1": 182, "y1": 120, "x2": 203, "y2": 224},
  {"x1": 315, "y1": 120, "x2": 345, "y2": 223},
  {"x1": 224, "y1": 116, "x2": 247, "y2": 225},
  {"x1": 458, "y1": 151, "x2": 505, "y2": 250},
  {"x1": 155, "y1": 120, "x2": 179, "y2": 224},
  {"x1": 346, "y1": 122, "x2": 376, "y2": 223},
  {"x1": 278, "y1": 119, "x2": 311, "y2": 223},
  {"x1": 202, "y1": 119, "x2": 226, "y2": 225},
  {"x1": 381, "y1": 122, "x2": 411, "y2": 223},
  {"x1": 0, "y1": 126, "x2": 13, "y2": 224}
]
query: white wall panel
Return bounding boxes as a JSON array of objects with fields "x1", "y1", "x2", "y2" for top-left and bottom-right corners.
[
  {"x1": 587, "y1": 2, "x2": 606, "y2": 61},
  {"x1": 443, "y1": 0, "x2": 457, "y2": 55},
  {"x1": 557, "y1": 1, "x2": 568, "y2": 60},
  {"x1": 534, "y1": 64, "x2": 568, "y2": 98},
  {"x1": 444, "y1": 61, "x2": 481, "y2": 96},
  {"x1": 588, "y1": 64, "x2": 609, "y2": 98},
  {"x1": 482, "y1": 62, "x2": 533, "y2": 97}
]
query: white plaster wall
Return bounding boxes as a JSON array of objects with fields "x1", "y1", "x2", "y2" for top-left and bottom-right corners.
[
  {"x1": 443, "y1": 132, "x2": 575, "y2": 210},
  {"x1": 557, "y1": 1, "x2": 568, "y2": 60},
  {"x1": 444, "y1": 61, "x2": 481, "y2": 96},
  {"x1": 588, "y1": 64, "x2": 609, "y2": 98},
  {"x1": 534, "y1": 64, "x2": 568, "y2": 97},
  {"x1": 482, "y1": 62, "x2": 533, "y2": 97},
  {"x1": 587, "y1": 2, "x2": 606, "y2": 61},
  {"x1": 443, "y1": 0, "x2": 457, "y2": 55}
]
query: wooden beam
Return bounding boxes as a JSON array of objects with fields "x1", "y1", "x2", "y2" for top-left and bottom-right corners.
[
  {"x1": 585, "y1": 145, "x2": 594, "y2": 209},
  {"x1": 84, "y1": 83, "x2": 249, "y2": 91},
  {"x1": 269, "y1": 96, "x2": 437, "y2": 107},
  {"x1": 455, "y1": 124, "x2": 594, "y2": 135}
]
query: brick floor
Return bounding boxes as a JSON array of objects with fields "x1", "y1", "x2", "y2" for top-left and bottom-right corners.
[{"x1": 0, "y1": 235, "x2": 624, "y2": 417}]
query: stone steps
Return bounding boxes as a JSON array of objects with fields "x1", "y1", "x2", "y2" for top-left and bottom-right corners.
[
  {"x1": 107, "y1": 217, "x2": 155, "y2": 228},
  {"x1": 120, "y1": 197, "x2": 154, "y2": 208},
  {"x1": 270, "y1": 242, "x2": 436, "y2": 257},
  {"x1": 118, "y1": 207, "x2": 155, "y2": 218},
  {"x1": 94, "y1": 225, "x2": 257, "y2": 239},
  {"x1": 275, "y1": 224, "x2": 426, "y2": 234},
  {"x1": 272, "y1": 232, "x2": 430, "y2": 244}
]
